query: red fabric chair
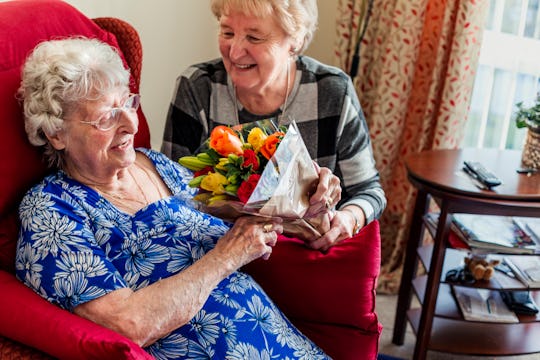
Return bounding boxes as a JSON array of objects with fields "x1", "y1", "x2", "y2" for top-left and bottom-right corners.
[
  {"x1": 0, "y1": 1, "x2": 151, "y2": 359},
  {"x1": 0, "y1": 1, "x2": 382, "y2": 359}
]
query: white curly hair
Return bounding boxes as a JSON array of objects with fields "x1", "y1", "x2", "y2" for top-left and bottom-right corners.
[{"x1": 18, "y1": 37, "x2": 130, "y2": 168}]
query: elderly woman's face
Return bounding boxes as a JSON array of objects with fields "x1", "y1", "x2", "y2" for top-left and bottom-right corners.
[
  {"x1": 49, "y1": 89, "x2": 138, "y2": 178},
  {"x1": 218, "y1": 10, "x2": 295, "y2": 94}
]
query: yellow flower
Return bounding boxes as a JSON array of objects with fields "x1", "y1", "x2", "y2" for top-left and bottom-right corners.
[
  {"x1": 207, "y1": 194, "x2": 230, "y2": 205},
  {"x1": 200, "y1": 172, "x2": 228, "y2": 195},
  {"x1": 193, "y1": 192, "x2": 213, "y2": 204},
  {"x1": 215, "y1": 157, "x2": 230, "y2": 171},
  {"x1": 247, "y1": 127, "x2": 267, "y2": 152}
]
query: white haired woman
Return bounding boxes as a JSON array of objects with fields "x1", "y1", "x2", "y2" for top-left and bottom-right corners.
[
  {"x1": 162, "y1": 0, "x2": 386, "y2": 251},
  {"x1": 16, "y1": 37, "x2": 329, "y2": 359}
]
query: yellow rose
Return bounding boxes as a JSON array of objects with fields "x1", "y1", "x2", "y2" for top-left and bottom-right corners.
[
  {"x1": 247, "y1": 127, "x2": 267, "y2": 152},
  {"x1": 200, "y1": 172, "x2": 228, "y2": 195}
]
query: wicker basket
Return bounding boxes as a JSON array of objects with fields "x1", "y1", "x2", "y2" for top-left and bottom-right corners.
[{"x1": 522, "y1": 127, "x2": 540, "y2": 169}]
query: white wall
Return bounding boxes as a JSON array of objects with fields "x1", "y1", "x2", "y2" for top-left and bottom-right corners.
[
  {"x1": 61, "y1": 0, "x2": 339, "y2": 150},
  {"x1": 309, "y1": 0, "x2": 339, "y2": 66},
  {"x1": 63, "y1": 0, "x2": 219, "y2": 149}
]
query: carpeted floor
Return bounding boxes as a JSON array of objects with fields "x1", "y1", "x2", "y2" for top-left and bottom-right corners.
[{"x1": 378, "y1": 354, "x2": 405, "y2": 360}]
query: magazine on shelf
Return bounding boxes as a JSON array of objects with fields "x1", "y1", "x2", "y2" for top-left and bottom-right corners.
[
  {"x1": 513, "y1": 217, "x2": 540, "y2": 244},
  {"x1": 451, "y1": 285, "x2": 519, "y2": 323},
  {"x1": 424, "y1": 213, "x2": 469, "y2": 250},
  {"x1": 451, "y1": 214, "x2": 538, "y2": 254},
  {"x1": 503, "y1": 256, "x2": 540, "y2": 288}
]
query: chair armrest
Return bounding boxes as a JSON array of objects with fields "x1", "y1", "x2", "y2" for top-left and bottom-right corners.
[{"x1": 0, "y1": 270, "x2": 152, "y2": 360}]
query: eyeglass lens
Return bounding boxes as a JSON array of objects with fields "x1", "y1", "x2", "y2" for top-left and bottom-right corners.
[{"x1": 98, "y1": 94, "x2": 140, "y2": 130}]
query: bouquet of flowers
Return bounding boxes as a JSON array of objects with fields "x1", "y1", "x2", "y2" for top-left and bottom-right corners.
[{"x1": 179, "y1": 120, "x2": 322, "y2": 239}]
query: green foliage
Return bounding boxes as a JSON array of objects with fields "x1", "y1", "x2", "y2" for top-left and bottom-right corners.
[{"x1": 515, "y1": 94, "x2": 540, "y2": 129}]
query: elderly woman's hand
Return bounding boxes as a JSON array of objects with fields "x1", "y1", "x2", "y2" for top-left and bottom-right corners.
[
  {"x1": 214, "y1": 216, "x2": 284, "y2": 268},
  {"x1": 304, "y1": 164, "x2": 341, "y2": 218},
  {"x1": 304, "y1": 206, "x2": 366, "y2": 252}
]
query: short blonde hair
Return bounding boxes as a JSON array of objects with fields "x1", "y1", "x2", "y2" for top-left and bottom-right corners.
[
  {"x1": 210, "y1": 0, "x2": 318, "y2": 54},
  {"x1": 19, "y1": 37, "x2": 130, "y2": 168}
]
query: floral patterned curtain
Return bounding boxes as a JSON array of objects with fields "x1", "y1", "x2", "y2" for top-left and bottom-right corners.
[{"x1": 335, "y1": 0, "x2": 489, "y2": 294}]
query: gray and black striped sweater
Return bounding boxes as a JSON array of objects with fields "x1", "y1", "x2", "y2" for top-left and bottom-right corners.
[{"x1": 161, "y1": 56, "x2": 386, "y2": 224}]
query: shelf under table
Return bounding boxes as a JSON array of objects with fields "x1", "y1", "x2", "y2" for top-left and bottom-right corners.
[
  {"x1": 407, "y1": 274, "x2": 540, "y2": 356},
  {"x1": 407, "y1": 308, "x2": 540, "y2": 356}
]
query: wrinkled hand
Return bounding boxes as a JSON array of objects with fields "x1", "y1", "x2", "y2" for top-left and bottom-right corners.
[
  {"x1": 214, "y1": 216, "x2": 283, "y2": 269},
  {"x1": 304, "y1": 164, "x2": 341, "y2": 218},
  {"x1": 304, "y1": 209, "x2": 365, "y2": 252}
]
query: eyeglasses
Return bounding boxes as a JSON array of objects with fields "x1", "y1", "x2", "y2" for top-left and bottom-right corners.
[
  {"x1": 445, "y1": 267, "x2": 475, "y2": 284},
  {"x1": 79, "y1": 94, "x2": 140, "y2": 131}
]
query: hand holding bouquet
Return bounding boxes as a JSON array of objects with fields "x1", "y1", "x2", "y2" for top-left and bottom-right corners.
[{"x1": 179, "y1": 120, "x2": 323, "y2": 239}]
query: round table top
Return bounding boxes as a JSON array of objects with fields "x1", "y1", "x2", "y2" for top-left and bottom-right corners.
[{"x1": 404, "y1": 148, "x2": 540, "y2": 202}]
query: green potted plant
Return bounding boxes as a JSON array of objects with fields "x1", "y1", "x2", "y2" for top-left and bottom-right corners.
[
  {"x1": 514, "y1": 94, "x2": 540, "y2": 169},
  {"x1": 515, "y1": 95, "x2": 540, "y2": 132}
]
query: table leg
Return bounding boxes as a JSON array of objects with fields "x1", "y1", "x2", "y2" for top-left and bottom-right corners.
[
  {"x1": 412, "y1": 202, "x2": 452, "y2": 360},
  {"x1": 392, "y1": 189, "x2": 429, "y2": 345}
]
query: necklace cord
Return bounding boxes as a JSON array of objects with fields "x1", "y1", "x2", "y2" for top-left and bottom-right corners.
[
  {"x1": 233, "y1": 57, "x2": 292, "y2": 124},
  {"x1": 92, "y1": 161, "x2": 167, "y2": 213}
]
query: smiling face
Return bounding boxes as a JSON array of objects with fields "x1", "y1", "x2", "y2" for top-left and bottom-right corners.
[
  {"x1": 218, "y1": 10, "x2": 297, "y2": 96},
  {"x1": 47, "y1": 89, "x2": 139, "y2": 182}
]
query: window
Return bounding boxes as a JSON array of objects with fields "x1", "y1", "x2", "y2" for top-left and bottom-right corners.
[{"x1": 461, "y1": 0, "x2": 540, "y2": 149}]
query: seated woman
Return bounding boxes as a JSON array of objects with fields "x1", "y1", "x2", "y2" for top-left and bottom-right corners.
[{"x1": 15, "y1": 37, "x2": 330, "y2": 359}]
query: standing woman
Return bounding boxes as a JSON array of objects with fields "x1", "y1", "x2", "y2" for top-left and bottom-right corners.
[{"x1": 162, "y1": 0, "x2": 386, "y2": 251}]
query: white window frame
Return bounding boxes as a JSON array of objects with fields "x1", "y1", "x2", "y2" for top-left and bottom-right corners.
[{"x1": 462, "y1": 0, "x2": 540, "y2": 149}]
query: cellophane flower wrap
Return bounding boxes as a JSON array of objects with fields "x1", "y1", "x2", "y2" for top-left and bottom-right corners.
[{"x1": 179, "y1": 120, "x2": 322, "y2": 239}]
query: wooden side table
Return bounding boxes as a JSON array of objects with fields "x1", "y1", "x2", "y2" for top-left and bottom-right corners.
[{"x1": 392, "y1": 148, "x2": 540, "y2": 360}]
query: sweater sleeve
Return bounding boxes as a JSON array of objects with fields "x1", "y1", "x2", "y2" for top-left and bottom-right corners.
[{"x1": 336, "y1": 79, "x2": 386, "y2": 224}]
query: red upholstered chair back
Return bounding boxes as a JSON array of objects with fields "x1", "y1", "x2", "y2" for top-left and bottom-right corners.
[{"x1": 0, "y1": 0, "x2": 151, "y2": 272}]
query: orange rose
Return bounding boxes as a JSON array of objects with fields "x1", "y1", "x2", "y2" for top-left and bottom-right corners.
[
  {"x1": 260, "y1": 131, "x2": 285, "y2": 160},
  {"x1": 209, "y1": 126, "x2": 244, "y2": 157}
]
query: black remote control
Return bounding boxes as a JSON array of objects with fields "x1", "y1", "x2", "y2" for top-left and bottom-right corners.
[{"x1": 463, "y1": 161, "x2": 502, "y2": 188}]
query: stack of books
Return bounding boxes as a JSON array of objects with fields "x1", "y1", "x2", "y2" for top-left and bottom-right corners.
[{"x1": 450, "y1": 214, "x2": 539, "y2": 254}]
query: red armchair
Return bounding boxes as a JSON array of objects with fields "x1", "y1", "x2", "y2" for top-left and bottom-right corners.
[{"x1": 0, "y1": 1, "x2": 382, "y2": 359}]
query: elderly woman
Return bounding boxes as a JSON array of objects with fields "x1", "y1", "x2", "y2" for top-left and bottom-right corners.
[
  {"x1": 15, "y1": 38, "x2": 329, "y2": 359},
  {"x1": 162, "y1": 0, "x2": 386, "y2": 251}
]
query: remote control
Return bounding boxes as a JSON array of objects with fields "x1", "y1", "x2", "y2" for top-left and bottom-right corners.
[{"x1": 463, "y1": 161, "x2": 502, "y2": 188}]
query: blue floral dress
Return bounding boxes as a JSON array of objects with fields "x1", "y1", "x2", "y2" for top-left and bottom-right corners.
[{"x1": 15, "y1": 148, "x2": 329, "y2": 360}]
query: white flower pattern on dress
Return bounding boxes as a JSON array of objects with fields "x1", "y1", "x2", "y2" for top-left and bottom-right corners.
[{"x1": 16, "y1": 148, "x2": 329, "y2": 359}]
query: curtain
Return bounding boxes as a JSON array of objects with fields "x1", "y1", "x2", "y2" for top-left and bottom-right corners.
[{"x1": 335, "y1": 0, "x2": 489, "y2": 294}]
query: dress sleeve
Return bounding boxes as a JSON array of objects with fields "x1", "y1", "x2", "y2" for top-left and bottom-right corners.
[{"x1": 15, "y1": 182, "x2": 127, "y2": 311}]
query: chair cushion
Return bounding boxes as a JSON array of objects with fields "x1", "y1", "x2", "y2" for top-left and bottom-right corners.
[
  {"x1": 0, "y1": 270, "x2": 153, "y2": 360},
  {"x1": 242, "y1": 220, "x2": 382, "y2": 359}
]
